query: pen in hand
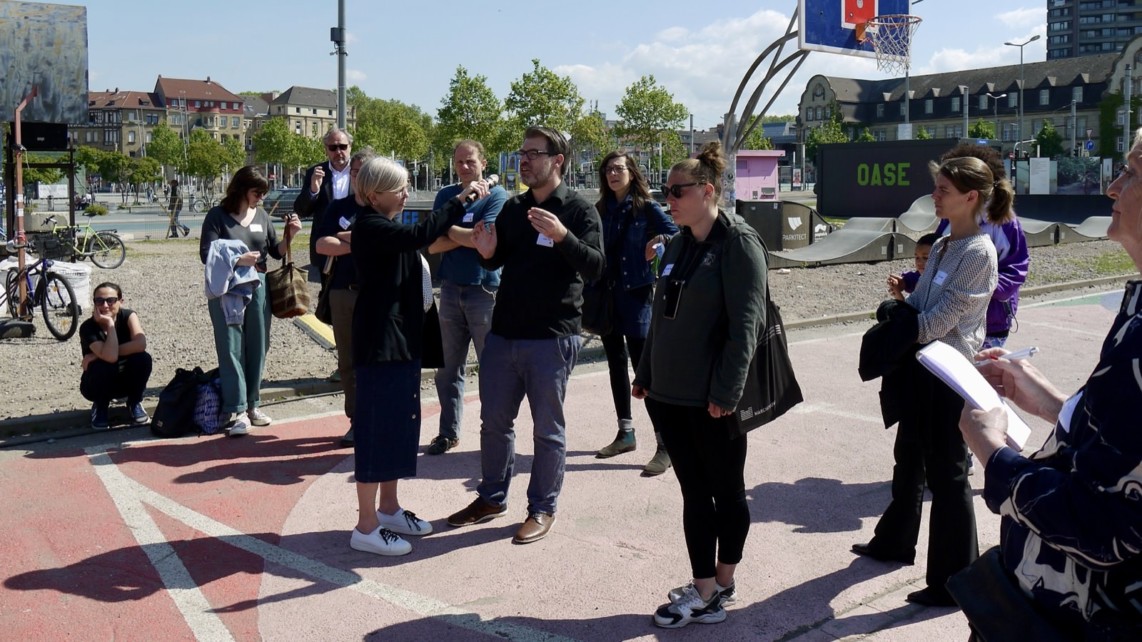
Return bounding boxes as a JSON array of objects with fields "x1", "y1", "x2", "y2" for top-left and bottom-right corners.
[{"x1": 974, "y1": 346, "x2": 1038, "y2": 367}]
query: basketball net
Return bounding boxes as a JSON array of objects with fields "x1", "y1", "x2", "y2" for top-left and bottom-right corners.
[{"x1": 858, "y1": 14, "x2": 922, "y2": 77}]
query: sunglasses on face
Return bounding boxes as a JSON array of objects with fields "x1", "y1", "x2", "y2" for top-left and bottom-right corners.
[
  {"x1": 327, "y1": 144, "x2": 349, "y2": 151},
  {"x1": 94, "y1": 296, "x2": 119, "y2": 306},
  {"x1": 662, "y1": 183, "x2": 701, "y2": 199}
]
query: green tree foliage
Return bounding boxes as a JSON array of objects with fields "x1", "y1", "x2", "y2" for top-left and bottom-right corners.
[
  {"x1": 568, "y1": 109, "x2": 613, "y2": 172},
  {"x1": 21, "y1": 153, "x2": 64, "y2": 185},
  {"x1": 741, "y1": 125, "x2": 774, "y2": 150},
  {"x1": 914, "y1": 127, "x2": 931, "y2": 140},
  {"x1": 353, "y1": 96, "x2": 432, "y2": 164},
  {"x1": 185, "y1": 130, "x2": 227, "y2": 188},
  {"x1": 435, "y1": 66, "x2": 503, "y2": 156},
  {"x1": 221, "y1": 137, "x2": 246, "y2": 174},
  {"x1": 805, "y1": 106, "x2": 850, "y2": 163},
  {"x1": 1035, "y1": 120, "x2": 1065, "y2": 158},
  {"x1": 1097, "y1": 92, "x2": 1140, "y2": 159},
  {"x1": 251, "y1": 117, "x2": 295, "y2": 166},
  {"x1": 145, "y1": 123, "x2": 185, "y2": 175},
  {"x1": 503, "y1": 59, "x2": 585, "y2": 143},
  {"x1": 968, "y1": 120, "x2": 996, "y2": 139},
  {"x1": 613, "y1": 75, "x2": 689, "y2": 159}
]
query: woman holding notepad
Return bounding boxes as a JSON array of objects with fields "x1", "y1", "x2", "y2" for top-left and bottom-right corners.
[
  {"x1": 952, "y1": 130, "x2": 1142, "y2": 638},
  {"x1": 853, "y1": 156, "x2": 1009, "y2": 607}
]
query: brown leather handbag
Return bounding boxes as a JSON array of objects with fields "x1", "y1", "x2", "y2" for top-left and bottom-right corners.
[{"x1": 266, "y1": 230, "x2": 310, "y2": 319}]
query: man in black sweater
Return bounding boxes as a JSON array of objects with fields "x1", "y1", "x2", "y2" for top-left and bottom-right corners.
[{"x1": 446, "y1": 126, "x2": 604, "y2": 544}]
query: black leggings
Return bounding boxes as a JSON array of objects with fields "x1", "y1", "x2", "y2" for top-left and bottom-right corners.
[
  {"x1": 600, "y1": 331, "x2": 645, "y2": 424},
  {"x1": 646, "y1": 397, "x2": 750, "y2": 579},
  {"x1": 80, "y1": 352, "x2": 153, "y2": 406}
]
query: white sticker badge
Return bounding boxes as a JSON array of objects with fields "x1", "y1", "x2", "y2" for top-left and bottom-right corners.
[
  {"x1": 462, "y1": 212, "x2": 475, "y2": 223},
  {"x1": 662, "y1": 263, "x2": 675, "y2": 276},
  {"x1": 933, "y1": 270, "x2": 948, "y2": 285},
  {"x1": 250, "y1": 224, "x2": 264, "y2": 233},
  {"x1": 536, "y1": 234, "x2": 554, "y2": 248}
]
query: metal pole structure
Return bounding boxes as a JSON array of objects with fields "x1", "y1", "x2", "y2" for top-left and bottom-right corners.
[
  {"x1": 1125, "y1": 64, "x2": 1133, "y2": 163},
  {"x1": 987, "y1": 92, "x2": 1006, "y2": 142},
  {"x1": 333, "y1": 0, "x2": 348, "y2": 129},
  {"x1": 689, "y1": 113, "x2": 694, "y2": 155},
  {"x1": 1071, "y1": 99, "x2": 1077, "y2": 155},
  {"x1": 13, "y1": 86, "x2": 39, "y2": 315},
  {"x1": 1005, "y1": 35, "x2": 1040, "y2": 151},
  {"x1": 961, "y1": 85, "x2": 969, "y2": 138}
]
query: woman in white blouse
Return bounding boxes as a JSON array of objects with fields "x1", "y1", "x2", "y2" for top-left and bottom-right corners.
[{"x1": 854, "y1": 156, "x2": 1011, "y2": 607}]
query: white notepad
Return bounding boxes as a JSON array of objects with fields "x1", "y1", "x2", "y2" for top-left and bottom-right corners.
[{"x1": 915, "y1": 341, "x2": 1032, "y2": 450}]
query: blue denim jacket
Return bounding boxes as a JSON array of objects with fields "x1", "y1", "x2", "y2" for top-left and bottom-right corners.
[{"x1": 600, "y1": 196, "x2": 677, "y2": 291}]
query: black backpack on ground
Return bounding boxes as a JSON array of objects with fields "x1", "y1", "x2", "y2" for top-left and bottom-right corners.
[{"x1": 151, "y1": 367, "x2": 216, "y2": 438}]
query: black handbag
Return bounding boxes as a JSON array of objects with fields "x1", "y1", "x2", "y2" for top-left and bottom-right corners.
[
  {"x1": 728, "y1": 292, "x2": 804, "y2": 437},
  {"x1": 581, "y1": 279, "x2": 613, "y2": 336}
]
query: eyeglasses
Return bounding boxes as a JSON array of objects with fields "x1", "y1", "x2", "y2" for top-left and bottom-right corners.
[
  {"x1": 93, "y1": 296, "x2": 119, "y2": 306},
  {"x1": 517, "y1": 149, "x2": 553, "y2": 161},
  {"x1": 662, "y1": 182, "x2": 701, "y2": 198},
  {"x1": 605, "y1": 165, "x2": 628, "y2": 175},
  {"x1": 326, "y1": 143, "x2": 349, "y2": 151}
]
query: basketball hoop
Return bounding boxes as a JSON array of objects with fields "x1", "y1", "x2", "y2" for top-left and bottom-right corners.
[{"x1": 859, "y1": 14, "x2": 922, "y2": 76}]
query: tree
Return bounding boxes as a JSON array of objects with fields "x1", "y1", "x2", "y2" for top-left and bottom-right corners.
[
  {"x1": 568, "y1": 109, "x2": 613, "y2": 178},
  {"x1": 857, "y1": 128, "x2": 875, "y2": 142},
  {"x1": 968, "y1": 120, "x2": 996, "y2": 140},
  {"x1": 185, "y1": 129, "x2": 227, "y2": 191},
  {"x1": 914, "y1": 127, "x2": 931, "y2": 140},
  {"x1": 503, "y1": 59, "x2": 584, "y2": 143},
  {"x1": 251, "y1": 117, "x2": 295, "y2": 166},
  {"x1": 741, "y1": 126, "x2": 773, "y2": 150},
  {"x1": 613, "y1": 75, "x2": 689, "y2": 160},
  {"x1": 1035, "y1": 120, "x2": 1065, "y2": 158},
  {"x1": 146, "y1": 123, "x2": 185, "y2": 176},
  {"x1": 805, "y1": 106, "x2": 850, "y2": 162},
  {"x1": 435, "y1": 66, "x2": 503, "y2": 155},
  {"x1": 22, "y1": 153, "x2": 64, "y2": 186},
  {"x1": 353, "y1": 96, "x2": 432, "y2": 164}
]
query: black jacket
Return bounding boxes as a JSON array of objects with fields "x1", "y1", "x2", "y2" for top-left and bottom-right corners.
[
  {"x1": 859, "y1": 299, "x2": 920, "y2": 428},
  {"x1": 295, "y1": 161, "x2": 338, "y2": 279}
]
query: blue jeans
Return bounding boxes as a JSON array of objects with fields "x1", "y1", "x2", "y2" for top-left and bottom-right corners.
[
  {"x1": 207, "y1": 273, "x2": 270, "y2": 414},
  {"x1": 477, "y1": 332, "x2": 580, "y2": 515},
  {"x1": 434, "y1": 281, "x2": 496, "y2": 440}
]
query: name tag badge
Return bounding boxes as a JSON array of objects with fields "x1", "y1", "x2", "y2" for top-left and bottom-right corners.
[
  {"x1": 662, "y1": 263, "x2": 675, "y2": 276},
  {"x1": 339, "y1": 216, "x2": 352, "y2": 230},
  {"x1": 536, "y1": 234, "x2": 554, "y2": 248},
  {"x1": 462, "y1": 212, "x2": 475, "y2": 223},
  {"x1": 933, "y1": 270, "x2": 948, "y2": 285},
  {"x1": 250, "y1": 224, "x2": 264, "y2": 233}
]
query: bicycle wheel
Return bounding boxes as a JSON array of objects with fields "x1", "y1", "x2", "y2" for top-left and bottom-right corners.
[
  {"x1": 87, "y1": 231, "x2": 126, "y2": 269},
  {"x1": 4, "y1": 269, "x2": 19, "y2": 318},
  {"x1": 39, "y1": 272, "x2": 78, "y2": 341}
]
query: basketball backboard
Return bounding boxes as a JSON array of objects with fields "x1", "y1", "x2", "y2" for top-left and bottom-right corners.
[{"x1": 799, "y1": 0, "x2": 911, "y2": 59}]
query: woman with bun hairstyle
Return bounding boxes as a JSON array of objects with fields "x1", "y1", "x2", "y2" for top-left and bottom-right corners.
[
  {"x1": 632, "y1": 142, "x2": 768, "y2": 629},
  {"x1": 852, "y1": 156, "x2": 1011, "y2": 608}
]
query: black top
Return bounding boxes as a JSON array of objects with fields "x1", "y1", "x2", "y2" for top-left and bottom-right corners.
[
  {"x1": 198, "y1": 206, "x2": 283, "y2": 265},
  {"x1": 312, "y1": 196, "x2": 364, "y2": 290},
  {"x1": 481, "y1": 182, "x2": 604, "y2": 340},
  {"x1": 351, "y1": 197, "x2": 466, "y2": 366},
  {"x1": 79, "y1": 308, "x2": 135, "y2": 357}
]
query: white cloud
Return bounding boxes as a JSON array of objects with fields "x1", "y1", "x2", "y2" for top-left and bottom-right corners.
[
  {"x1": 346, "y1": 69, "x2": 367, "y2": 84},
  {"x1": 997, "y1": 8, "x2": 1045, "y2": 29}
]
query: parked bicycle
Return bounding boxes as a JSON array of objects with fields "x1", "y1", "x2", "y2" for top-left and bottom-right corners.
[
  {"x1": 189, "y1": 193, "x2": 221, "y2": 213},
  {"x1": 2, "y1": 238, "x2": 80, "y2": 340},
  {"x1": 43, "y1": 215, "x2": 126, "y2": 269}
]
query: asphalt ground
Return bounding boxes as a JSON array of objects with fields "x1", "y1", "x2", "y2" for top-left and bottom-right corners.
[{"x1": 0, "y1": 287, "x2": 1122, "y2": 641}]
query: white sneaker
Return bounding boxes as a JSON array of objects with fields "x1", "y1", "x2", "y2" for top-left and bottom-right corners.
[
  {"x1": 349, "y1": 525, "x2": 412, "y2": 556},
  {"x1": 247, "y1": 408, "x2": 272, "y2": 426},
  {"x1": 653, "y1": 585, "x2": 727, "y2": 629},
  {"x1": 377, "y1": 508, "x2": 433, "y2": 536},
  {"x1": 669, "y1": 580, "x2": 737, "y2": 606},
  {"x1": 227, "y1": 416, "x2": 250, "y2": 438}
]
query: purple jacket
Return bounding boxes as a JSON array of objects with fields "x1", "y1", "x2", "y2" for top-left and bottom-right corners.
[{"x1": 935, "y1": 216, "x2": 1029, "y2": 336}]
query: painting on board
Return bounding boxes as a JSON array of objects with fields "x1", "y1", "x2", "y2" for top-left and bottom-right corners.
[{"x1": 0, "y1": 1, "x2": 89, "y2": 124}]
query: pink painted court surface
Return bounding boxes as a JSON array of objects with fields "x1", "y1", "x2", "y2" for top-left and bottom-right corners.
[{"x1": 0, "y1": 290, "x2": 1123, "y2": 640}]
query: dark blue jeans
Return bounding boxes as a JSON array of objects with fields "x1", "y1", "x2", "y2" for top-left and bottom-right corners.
[
  {"x1": 476, "y1": 332, "x2": 580, "y2": 515},
  {"x1": 433, "y1": 281, "x2": 496, "y2": 440}
]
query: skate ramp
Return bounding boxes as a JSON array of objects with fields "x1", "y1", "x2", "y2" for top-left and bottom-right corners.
[
  {"x1": 771, "y1": 227, "x2": 895, "y2": 267},
  {"x1": 896, "y1": 195, "x2": 938, "y2": 236},
  {"x1": 1058, "y1": 216, "x2": 1111, "y2": 244},
  {"x1": 1018, "y1": 218, "x2": 1060, "y2": 248}
]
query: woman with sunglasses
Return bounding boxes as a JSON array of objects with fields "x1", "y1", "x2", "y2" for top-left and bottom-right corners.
[
  {"x1": 347, "y1": 156, "x2": 488, "y2": 557},
  {"x1": 632, "y1": 141, "x2": 768, "y2": 629},
  {"x1": 592, "y1": 152, "x2": 678, "y2": 475},
  {"x1": 79, "y1": 282, "x2": 153, "y2": 430},
  {"x1": 200, "y1": 165, "x2": 302, "y2": 437},
  {"x1": 853, "y1": 156, "x2": 1008, "y2": 607}
]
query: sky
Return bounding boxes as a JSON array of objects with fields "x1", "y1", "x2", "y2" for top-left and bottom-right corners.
[{"x1": 72, "y1": 0, "x2": 1047, "y2": 131}]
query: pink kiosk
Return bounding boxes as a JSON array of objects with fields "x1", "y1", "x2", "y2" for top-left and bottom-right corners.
[{"x1": 735, "y1": 150, "x2": 786, "y2": 201}]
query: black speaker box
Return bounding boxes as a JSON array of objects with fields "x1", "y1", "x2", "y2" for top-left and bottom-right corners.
[{"x1": 9, "y1": 121, "x2": 69, "y2": 151}]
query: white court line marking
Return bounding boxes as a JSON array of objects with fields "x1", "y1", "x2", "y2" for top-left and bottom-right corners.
[
  {"x1": 1023, "y1": 289, "x2": 1122, "y2": 308},
  {"x1": 789, "y1": 402, "x2": 884, "y2": 426},
  {"x1": 87, "y1": 449, "x2": 236, "y2": 642},
  {"x1": 1018, "y1": 321, "x2": 1106, "y2": 338},
  {"x1": 86, "y1": 445, "x2": 574, "y2": 642}
]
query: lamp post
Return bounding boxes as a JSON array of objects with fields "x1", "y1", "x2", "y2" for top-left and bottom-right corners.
[
  {"x1": 1005, "y1": 34, "x2": 1040, "y2": 148},
  {"x1": 986, "y1": 92, "x2": 1006, "y2": 142},
  {"x1": 960, "y1": 85, "x2": 969, "y2": 138}
]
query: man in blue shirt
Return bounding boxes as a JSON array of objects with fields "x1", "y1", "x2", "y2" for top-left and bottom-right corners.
[{"x1": 425, "y1": 140, "x2": 508, "y2": 455}]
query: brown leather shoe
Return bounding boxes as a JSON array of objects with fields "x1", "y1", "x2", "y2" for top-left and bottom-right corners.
[
  {"x1": 512, "y1": 512, "x2": 556, "y2": 544},
  {"x1": 446, "y1": 498, "x2": 507, "y2": 527}
]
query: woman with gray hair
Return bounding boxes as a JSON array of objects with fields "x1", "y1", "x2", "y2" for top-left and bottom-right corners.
[{"x1": 347, "y1": 156, "x2": 490, "y2": 556}]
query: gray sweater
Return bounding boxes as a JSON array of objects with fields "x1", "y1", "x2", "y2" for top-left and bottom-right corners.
[
  {"x1": 633, "y1": 212, "x2": 768, "y2": 409},
  {"x1": 906, "y1": 233, "x2": 998, "y2": 358}
]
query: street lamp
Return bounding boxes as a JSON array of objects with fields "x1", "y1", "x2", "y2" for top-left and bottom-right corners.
[
  {"x1": 1005, "y1": 34, "x2": 1040, "y2": 148},
  {"x1": 987, "y1": 92, "x2": 1007, "y2": 141}
]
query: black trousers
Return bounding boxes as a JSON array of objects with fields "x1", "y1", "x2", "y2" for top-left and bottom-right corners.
[
  {"x1": 646, "y1": 398, "x2": 750, "y2": 579},
  {"x1": 599, "y1": 331, "x2": 645, "y2": 424},
  {"x1": 871, "y1": 364, "x2": 978, "y2": 590},
  {"x1": 80, "y1": 352, "x2": 153, "y2": 406}
]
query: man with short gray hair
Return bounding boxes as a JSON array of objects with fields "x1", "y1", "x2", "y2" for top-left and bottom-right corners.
[{"x1": 295, "y1": 128, "x2": 353, "y2": 280}]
